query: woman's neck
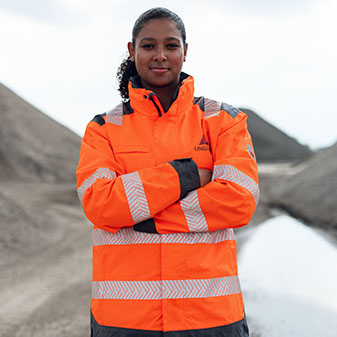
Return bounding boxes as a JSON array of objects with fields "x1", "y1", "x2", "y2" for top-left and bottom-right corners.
[{"x1": 153, "y1": 88, "x2": 175, "y2": 112}]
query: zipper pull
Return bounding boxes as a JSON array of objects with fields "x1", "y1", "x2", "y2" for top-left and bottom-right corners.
[{"x1": 149, "y1": 93, "x2": 165, "y2": 117}]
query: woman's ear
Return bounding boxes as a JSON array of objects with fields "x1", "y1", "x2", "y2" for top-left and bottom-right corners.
[
  {"x1": 127, "y1": 42, "x2": 135, "y2": 62},
  {"x1": 183, "y1": 43, "x2": 188, "y2": 62}
]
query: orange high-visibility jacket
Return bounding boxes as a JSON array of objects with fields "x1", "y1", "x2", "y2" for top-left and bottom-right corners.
[{"x1": 76, "y1": 73, "x2": 259, "y2": 336}]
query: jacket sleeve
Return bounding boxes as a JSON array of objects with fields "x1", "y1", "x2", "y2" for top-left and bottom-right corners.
[
  {"x1": 76, "y1": 118, "x2": 200, "y2": 232},
  {"x1": 134, "y1": 111, "x2": 259, "y2": 234}
]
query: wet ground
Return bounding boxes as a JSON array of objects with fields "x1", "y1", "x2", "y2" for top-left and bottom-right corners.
[{"x1": 238, "y1": 214, "x2": 337, "y2": 336}]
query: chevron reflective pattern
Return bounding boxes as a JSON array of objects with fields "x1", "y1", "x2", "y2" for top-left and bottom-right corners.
[
  {"x1": 162, "y1": 228, "x2": 234, "y2": 244},
  {"x1": 93, "y1": 227, "x2": 235, "y2": 246},
  {"x1": 106, "y1": 104, "x2": 123, "y2": 126},
  {"x1": 181, "y1": 190, "x2": 208, "y2": 232},
  {"x1": 213, "y1": 165, "x2": 259, "y2": 204},
  {"x1": 204, "y1": 98, "x2": 221, "y2": 117},
  {"x1": 92, "y1": 276, "x2": 241, "y2": 300},
  {"x1": 77, "y1": 168, "x2": 116, "y2": 203},
  {"x1": 121, "y1": 171, "x2": 152, "y2": 223}
]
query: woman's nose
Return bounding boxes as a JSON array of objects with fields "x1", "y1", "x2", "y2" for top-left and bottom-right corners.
[{"x1": 153, "y1": 47, "x2": 167, "y2": 62}]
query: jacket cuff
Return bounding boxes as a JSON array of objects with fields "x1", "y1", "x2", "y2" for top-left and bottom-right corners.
[
  {"x1": 133, "y1": 218, "x2": 158, "y2": 233},
  {"x1": 169, "y1": 158, "x2": 200, "y2": 199}
]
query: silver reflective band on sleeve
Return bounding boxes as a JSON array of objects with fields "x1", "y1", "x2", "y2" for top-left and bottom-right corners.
[
  {"x1": 106, "y1": 104, "x2": 123, "y2": 126},
  {"x1": 246, "y1": 143, "x2": 255, "y2": 159},
  {"x1": 93, "y1": 227, "x2": 235, "y2": 246},
  {"x1": 212, "y1": 165, "x2": 259, "y2": 204},
  {"x1": 121, "y1": 171, "x2": 152, "y2": 223},
  {"x1": 92, "y1": 276, "x2": 241, "y2": 300},
  {"x1": 180, "y1": 190, "x2": 209, "y2": 232},
  {"x1": 77, "y1": 168, "x2": 116, "y2": 203}
]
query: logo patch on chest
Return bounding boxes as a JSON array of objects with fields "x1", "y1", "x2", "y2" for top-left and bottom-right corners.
[{"x1": 194, "y1": 135, "x2": 210, "y2": 151}]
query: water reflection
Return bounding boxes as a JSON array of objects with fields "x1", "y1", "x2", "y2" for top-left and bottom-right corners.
[{"x1": 238, "y1": 215, "x2": 337, "y2": 337}]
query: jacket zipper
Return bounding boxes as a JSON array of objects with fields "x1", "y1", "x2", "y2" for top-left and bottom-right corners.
[{"x1": 149, "y1": 93, "x2": 164, "y2": 117}]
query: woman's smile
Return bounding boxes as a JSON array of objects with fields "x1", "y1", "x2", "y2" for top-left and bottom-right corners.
[{"x1": 150, "y1": 66, "x2": 169, "y2": 73}]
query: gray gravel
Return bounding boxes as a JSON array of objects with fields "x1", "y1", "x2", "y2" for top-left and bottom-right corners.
[
  {"x1": 269, "y1": 142, "x2": 337, "y2": 235},
  {"x1": 0, "y1": 83, "x2": 81, "y2": 182}
]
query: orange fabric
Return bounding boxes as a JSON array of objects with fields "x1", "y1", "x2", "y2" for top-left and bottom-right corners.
[
  {"x1": 163, "y1": 295, "x2": 244, "y2": 331},
  {"x1": 77, "y1": 74, "x2": 258, "y2": 332},
  {"x1": 92, "y1": 299, "x2": 163, "y2": 331},
  {"x1": 93, "y1": 294, "x2": 244, "y2": 331},
  {"x1": 92, "y1": 240, "x2": 238, "y2": 282}
]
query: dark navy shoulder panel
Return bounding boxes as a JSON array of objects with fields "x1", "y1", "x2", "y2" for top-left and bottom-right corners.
[
  {"x1": 193, "y1": 96, "x2": 205, "y2": 111},
  {"x1": 91, "y1": 112, "x2": 106, "y2": 126},
  {"x1": 92, "y1": 102, "x2": 134, "y2": 127},
  {"x1": 123, "y1": 101, "x2": 134, "y2": 115},
  {"x1": 220, "y1": 102, "x2": 240, "y2": 119},
  {"x1": 194, "y1": 96, "x2": 240, "y2": 119}
]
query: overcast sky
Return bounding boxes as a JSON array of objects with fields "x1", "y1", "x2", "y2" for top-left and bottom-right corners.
[{"x1": 0, "y1": 0, "x2": 336, "y2": 149}]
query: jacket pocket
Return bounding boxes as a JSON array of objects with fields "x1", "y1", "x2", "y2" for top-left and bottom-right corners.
[
  {"x1": 113, "y1": 145, "x2": 150, "y2": 154},
  {"x1": 113, "y1": 145, "x2": 153, "y2": 172}
]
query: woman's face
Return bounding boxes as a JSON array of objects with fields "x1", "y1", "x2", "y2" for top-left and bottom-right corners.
[{"x1": 128, "y1": 18, "x2": 188, "y2": 92}]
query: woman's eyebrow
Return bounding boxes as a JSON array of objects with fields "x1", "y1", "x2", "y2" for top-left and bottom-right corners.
[
  {"x1": 165, "y1": 37, "x2": 181, "y2": 42},
  {"x1": 139, "y1": 37, "x2": 181, "y2": 42}
]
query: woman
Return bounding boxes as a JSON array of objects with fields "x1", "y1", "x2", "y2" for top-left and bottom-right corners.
[{"x1": 76, "y1": 7, "x2": 259, "y2": 337}]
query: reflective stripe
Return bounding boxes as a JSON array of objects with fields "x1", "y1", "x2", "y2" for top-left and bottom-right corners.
[
  {"x1": 121, "y1": 171, "x2": 151, "y2": 223},
  {"x1": 93, "y1": 227, "x2": 235, "y2": 246},
  {"x1": 204, "y1": 98, "x2": 220, "y2": 113},
  {"x1": 204, "y1": 111, "x2": 220, "y2": 119},
  {"x1": 92, "y1": 276, "x2": 241, "y2": 300},
  {"x1": 93, "y1": 227, "x2": 160, "y2": 245},
  {"x1": 246, "y1": 143, "x2": 255, "y2": 159},
  {"x1": 181, "y1": 190, "x2": 208, "y2": 232},
  {"x1": 213, "y1": 164, "x2": 259, "y2": 204},
  {"x1": 204, "y1": 98, "x2": 221, "y2": 118},
  {"x1": 77, "y1": 168, "x2": 116, "y2": 203},
  {"x1": 106, "y1": 104, "x2": 123, "y2": 126}
]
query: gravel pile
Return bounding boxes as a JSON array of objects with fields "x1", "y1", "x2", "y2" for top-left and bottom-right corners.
[
  {"x1": 270, "y1": 142, "x2": 337, "y2": 232},
  {"x1": 0, "y1": 83, "x2": 81, "y2": 182},
  {"x1": 241, "y1": 108, "x2": 312, "y2": 163}
]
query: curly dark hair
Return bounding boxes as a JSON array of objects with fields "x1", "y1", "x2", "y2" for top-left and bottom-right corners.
[{"x1": 117, "y1": 7, "x2": 186, "y2": 101}]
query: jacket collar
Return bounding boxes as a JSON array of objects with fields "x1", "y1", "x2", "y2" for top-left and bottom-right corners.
[{"x1": 128, "y1": 72, "x2": 195, "y2": 120}]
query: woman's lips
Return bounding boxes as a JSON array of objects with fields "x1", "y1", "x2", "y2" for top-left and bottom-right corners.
[{"x1": 150, "y1": 67, "x2": 169, "y2": 73}]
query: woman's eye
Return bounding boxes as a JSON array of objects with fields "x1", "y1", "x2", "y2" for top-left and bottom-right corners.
[
  {"x1": 167, "y1": 44, "x2": 179, "y2": 49},
  {"x1": 141, "y1": 44, "x2": 154, "y2": 49}
]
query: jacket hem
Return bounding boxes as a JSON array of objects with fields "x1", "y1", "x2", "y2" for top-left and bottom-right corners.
[{"x1": 91, "y1": 311, "x2": 249, "y2": 337}]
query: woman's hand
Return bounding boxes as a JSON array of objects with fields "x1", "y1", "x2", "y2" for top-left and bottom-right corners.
[{"x1": 198, "y1": 169, "x2": 212, "y2": 187}]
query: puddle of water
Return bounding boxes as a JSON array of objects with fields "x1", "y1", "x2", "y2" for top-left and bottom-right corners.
[{"x1": 238, "y1": 215, "x2": 337, "y2": 337}]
